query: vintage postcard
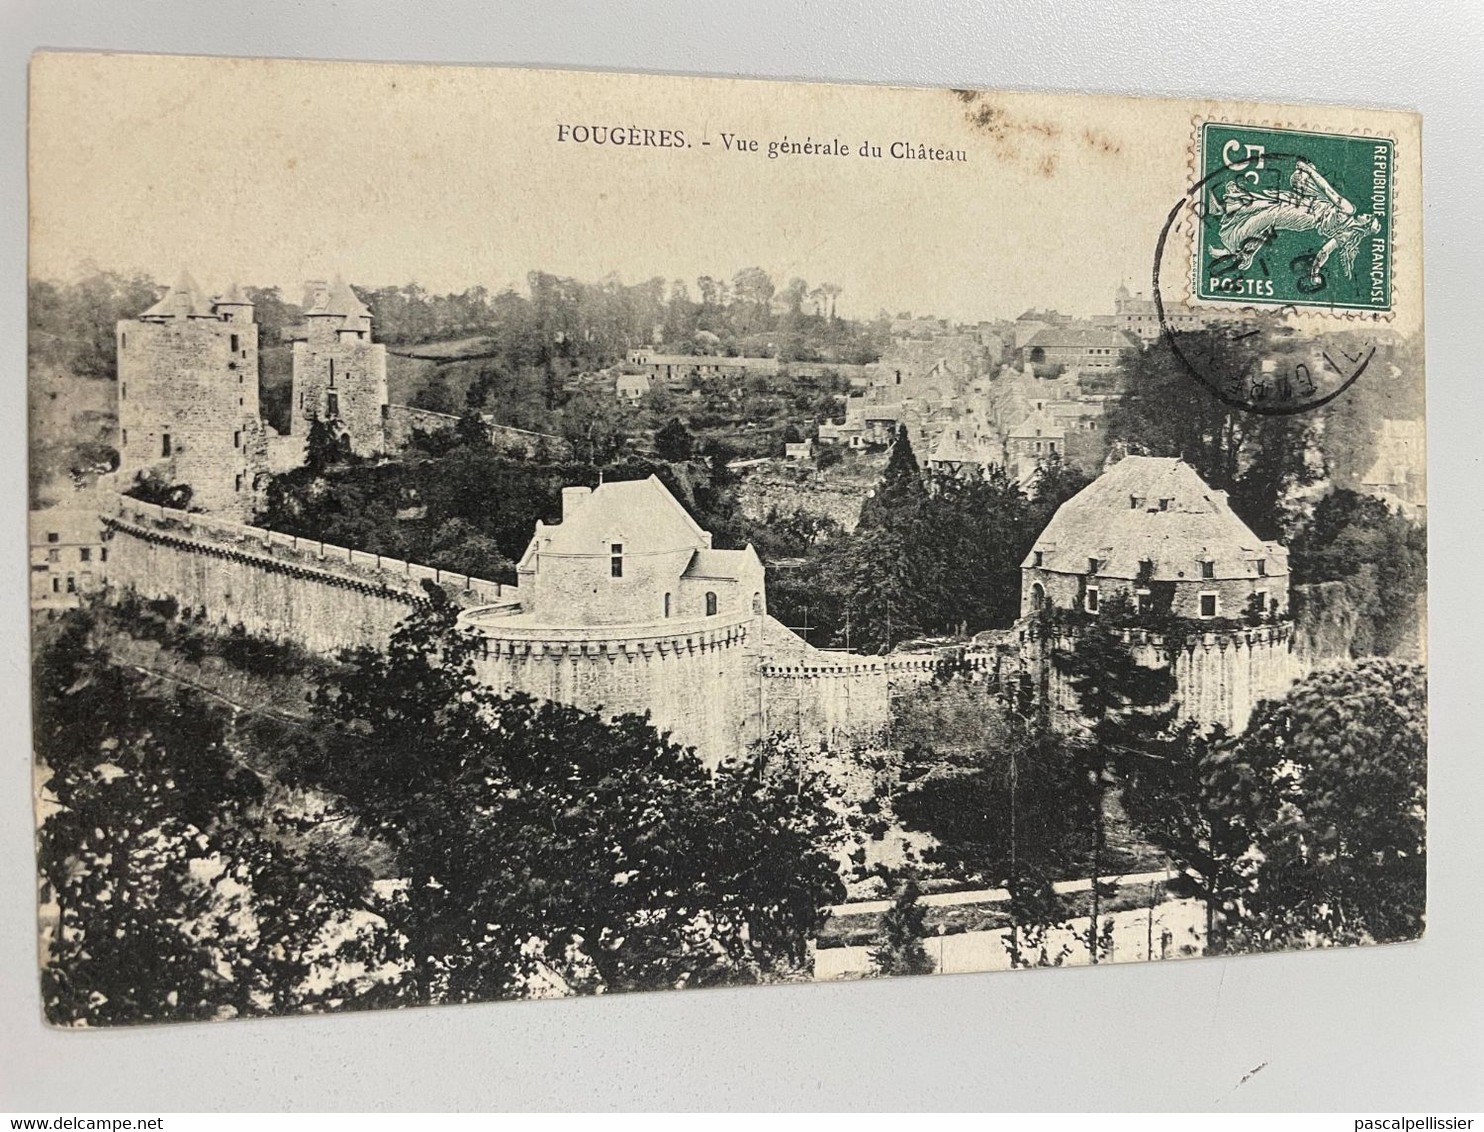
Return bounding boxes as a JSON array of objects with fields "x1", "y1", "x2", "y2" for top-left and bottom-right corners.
[{"x1": 27, "y1": 53, "x2": 1425, "y2": 1026}]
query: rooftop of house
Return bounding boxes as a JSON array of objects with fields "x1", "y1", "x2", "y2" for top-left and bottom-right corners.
[
  {"x1": 1024, "y1": 325, "x2": 1141, "y2": 351},
  {"x1": 681, "y1": 546, "x2": 761, "y2": 580},
  {"x1": 1025, "y1": 456, "x2": 1287, "y2": 581},
  {"x1": 1008, "y1": 409, "x2": 1068, "y2": 440},
  {"x1": 928, "y1": 431, "x2": 990, "y2": 465},
  {"x1": 523, "y1": 475, "x2": 711, "y2": 562}
]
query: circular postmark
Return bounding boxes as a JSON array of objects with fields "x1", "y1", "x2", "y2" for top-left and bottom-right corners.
[{"x1": 1152, "y1": 145, "x2": 1384, "y2": 417}]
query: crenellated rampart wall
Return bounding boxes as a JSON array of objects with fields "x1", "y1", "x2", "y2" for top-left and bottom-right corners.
[
  {"x1": 99, "y1": 492, "x2": 508, "y2": 654},
  {"x1": 1017, "y1": 620, "x2": 1301, "y2": 735},
  {"x1": 462, "y1": 608, "x2": 763, "y2": 765}
]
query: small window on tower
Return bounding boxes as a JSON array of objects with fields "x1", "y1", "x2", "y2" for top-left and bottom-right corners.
[
  {"x1": 609, "y1": 543, "x2": 623, "y2": 578},
  {"x1": 120, "y1": 383, "x2": 126, "y2": 401},
  {"x1": 326, "y1": 393, "x2": 339, "y2": 418},
  {"x1": 705, "y1": 591, "x2": 718, "y2": 616},
  {"x1": 161, "y1": 434, "x2": 172, "y2": 457},
  {"x1": 120, "y1": 332, "x2": 126, "y2": 350},
  {"x1": 79, "y1": 548, "x2": 91, "y2": 563},
  {"x1": 230, "y1": 333, "x2": 239, "y2": 353},
  {"x1": 233, "y1": 430, "x2": 241, "y2": 449},
  {"x1": 121, "y1": 429, "x2": 128, "y2": 446},
  {"x1": 235, "y1": 474, "x2": 243, "y2": 492},
  {"x1": 46, "y1": 532, "x2": 58, "y2": 543}
]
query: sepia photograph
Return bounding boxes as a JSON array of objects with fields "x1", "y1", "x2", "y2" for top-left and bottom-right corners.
[{"x1": 26, "y1": 52, "x2": 1427, "y2": 1030}]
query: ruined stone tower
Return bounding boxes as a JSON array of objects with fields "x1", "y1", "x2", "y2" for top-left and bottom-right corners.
[
  {"x1": 290, "y1": 278, "x2": 388, "y2": 458},
  {"x1": 115, "y1": 273, "x2": 267, "y2": 520}
]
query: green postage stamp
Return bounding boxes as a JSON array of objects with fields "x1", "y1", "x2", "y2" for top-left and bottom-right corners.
[{"x1": 1194, "y1": 122, "x2": 1394, "y2": 312}]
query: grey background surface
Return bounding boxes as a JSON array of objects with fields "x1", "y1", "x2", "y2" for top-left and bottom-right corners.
[{"x1": 2, "y1": 0, "x2": 1480, "y2": 1113}]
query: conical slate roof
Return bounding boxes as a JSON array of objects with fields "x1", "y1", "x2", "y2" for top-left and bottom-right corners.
[
  {"x1": 140, "y1": 270, "x2": 211, "y2": 319},
  {"x1": 327, "y1": 277, "x2": 372, "y2": 321}
]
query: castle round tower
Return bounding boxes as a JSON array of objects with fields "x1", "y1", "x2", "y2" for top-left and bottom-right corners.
[
  {"x1": 115, "y1": 273, "x2": 266, "y2": 519},
  {"x1": 290, "y1": 278, "x2": 388, "y2": 458},
  {"x1": 1018, "y1": 455, "x2": 1300, "y2": 732},
  {"x1": 459, "y1": 476, "x2": 771, "y2": 764}
]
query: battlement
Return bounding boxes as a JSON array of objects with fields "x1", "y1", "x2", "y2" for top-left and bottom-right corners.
[
  {"x1": 1016, "y1": 617, "x2": 1294, "y2": 653},
  {"x1": 460, "y1": 606, "x2": 756, "y2": 660},
  {"x1": 1014, "y1": 615, "x2": 1301, "y2": 734},
  {"x1": 103, "y1": 493, "x2": 505, "y2": 606},
  {"x1": 759, "y1": 652, "x2": 999, "y2": 678}
]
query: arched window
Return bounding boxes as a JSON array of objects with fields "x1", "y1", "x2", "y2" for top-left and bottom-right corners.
[
  {"x1": 705, "y1": 591, "x2": 718, "y2": 617},
  {"x1": 1031, "y1": 582, "x2": 1046, "y2": 610},
  {"x1": 663, "y1": 592, "x2": 672, "y2": 618},
  {"x1": 752, "y1": 592, "x2": 763, "y2": 615}
]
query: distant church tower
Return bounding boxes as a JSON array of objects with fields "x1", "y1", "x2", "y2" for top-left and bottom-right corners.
[
  {"x1": 115, "y1": 272, "x2": 266, "y2": 519},
  {"x1": 290, "y1": 278, "x2": 388, "y2": 457}
]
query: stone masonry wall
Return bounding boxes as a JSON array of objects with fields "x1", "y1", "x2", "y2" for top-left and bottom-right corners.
[
  {"x1": 465, "y1": 611, "x2": 763, "y2": 766},
  {"x1": 759, "y1": 653, "x2": 998, "y2": 748},
  {"x1": 100, "y1": 493, "x2": 505, "y2": 655},
  {"x1": 116, "y1": 316, "x2": 265, "y2": 520},
  {"x1": 292, "y1": 322, "x2": 388, "y2": 457},
  {"x1": 1018, "y1": 621, "x2": 1301, "y2": 735}
]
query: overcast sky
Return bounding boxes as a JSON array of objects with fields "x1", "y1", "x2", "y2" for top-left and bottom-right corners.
[{"x1": 28, "y1": 54, "x2": 1422, "y2": 332}]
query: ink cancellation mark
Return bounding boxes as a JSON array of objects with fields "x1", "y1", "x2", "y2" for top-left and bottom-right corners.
[
  {"x1": 1192, "y1": 123, "x2": 1394, "y2": 313},
  {"x1": 1150, "y1": 123, "x2": 1390, "y2": 416}
]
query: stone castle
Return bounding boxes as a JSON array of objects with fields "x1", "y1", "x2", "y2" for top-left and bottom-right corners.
[
  {"x1": 116, "y1": 272, "x2": 391, "y2": 521},
  {"x1": 58, "y1": 280, "x2": 1305, "y2": 763}
]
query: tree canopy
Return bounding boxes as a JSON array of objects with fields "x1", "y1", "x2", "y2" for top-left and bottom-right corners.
[{"x1": 276, "y1": 595, "x2": 847, "y2": 1000}]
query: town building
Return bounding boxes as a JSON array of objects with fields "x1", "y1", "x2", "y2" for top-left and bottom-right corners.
[
  {"x1": 615, "y1": 370, "x2": 653, "y2": 402},
  {"x1": 624, "y1": 349, "x2": 780, "y2": 390},
  {"x1": 115, "y1": 272, "x2": 268, "y2": 519},
  {"x1": 1023, "y1": 325, "x2": 1140, "y2": 373},
  {"x1": 30, "y1": 507, "x2": 105, "y2": 609},
  {"x1": 784, "y1": 439, "x2": 817, "y2": 462},
  {"x1": 1110, "y1": 282, "x2": 1211, "y2": 342},
  {"x1": 514, "y1": 476, "x2": 766, "y2": 627}
]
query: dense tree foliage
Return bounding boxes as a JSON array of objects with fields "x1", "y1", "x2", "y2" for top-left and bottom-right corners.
[
  {"x1": 34, "y1": 610, "x2": 389, "y2": 1025},
  {"x1": 1288, "y1": 488, "x2": 1427, "y2": 657},
  {"x1": 1106, "y1": 326, "x2": 1320, "y2": 539},
  {"x1": 768, "y1": 429, "x2": 1047, "y2": 650},
  {"x1": 1126, "y1": 661, "x2": 1426, "y2": 951},
  {"x1": 257, "y1": 425, "x2": 748, "y2": 583},
  {"x1": 272, "y1": 595, "x2": 845, "y2": 999},
  {"x1": 35, "y1": 596, "x2": 848, "y2": 1020},
  {"x1": 29, "y1": 271, "x2": 162, "y2": 380},
  {"x1": 868, "y1": 880, "x2": 935, "y2": 977}
]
